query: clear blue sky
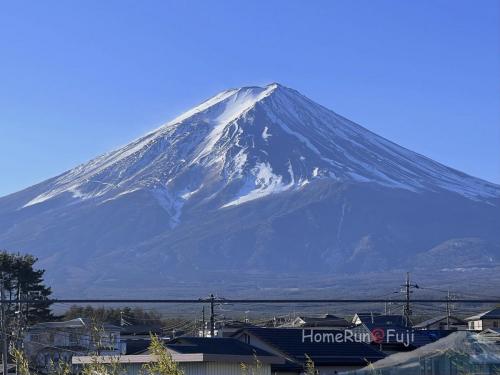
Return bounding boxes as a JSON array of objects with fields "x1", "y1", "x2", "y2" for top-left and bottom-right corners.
[{"x1": 1, "y1": 0, "x2": 499, "y2": 197}]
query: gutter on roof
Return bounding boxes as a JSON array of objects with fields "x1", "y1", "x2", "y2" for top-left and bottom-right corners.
[{"x1": 72, "y1": 353, "x2": 284, "y2": 365}]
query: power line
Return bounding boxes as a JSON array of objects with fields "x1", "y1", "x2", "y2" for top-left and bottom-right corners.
[{"x1": 3, "y1": 298, "x2": 500, "y2": 304}]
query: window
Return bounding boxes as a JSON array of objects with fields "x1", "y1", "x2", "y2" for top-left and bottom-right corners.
[{"x1": 493, "y1": 321, "x2": 499, "y2": 328}]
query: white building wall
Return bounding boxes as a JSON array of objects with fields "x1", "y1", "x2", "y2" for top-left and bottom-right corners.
[
  {"x1": 205, "y1": 362, "x2": 270, "y2": 375},
  {"x1": 468, "y1": 319, "x2": 500, "y2": 331},
  {"x1": 119, "y1": 362, "x2": 271, "y2": 375}
]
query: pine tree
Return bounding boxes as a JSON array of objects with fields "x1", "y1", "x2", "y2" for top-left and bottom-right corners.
[{"x1": 0, "y1": 251, "x2": 53, "y2": 325}]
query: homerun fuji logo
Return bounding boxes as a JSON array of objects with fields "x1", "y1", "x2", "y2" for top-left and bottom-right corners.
[
  {"x1": 370, "y1": 328, "x2": 385, "y2": 343},
  {"x1": 301, "y1": 329, "x2": 371, "y2": 344},
  {"x1": 301, "y1": 328, "x2": 415, "y2": 347}
]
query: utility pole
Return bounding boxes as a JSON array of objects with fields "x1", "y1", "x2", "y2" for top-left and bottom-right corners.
[
  {"x1": 202, "y1": 306, "x2": 205, "y2": 338},
  {"x1": 401, "y1": 272, "x2": 419, "y2": 327},
  {"x1": 446, "y1": 290, "x2": 451, "y2": 329},
  {"x1": 1, "y1": 273, "x2": 8, "y2": 375},
  {"x1": 404, "y1": 272, "x2": 410, "y2": 325},
  {"x1": 198, "y1": 294, "x2": 223, "y2": 338},
  {"x1": 209, "y1": 294, "x2": 215, "y2": 338}
]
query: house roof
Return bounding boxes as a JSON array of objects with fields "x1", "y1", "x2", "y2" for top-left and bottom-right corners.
[
  {"x1": 357, "y1": 323, "x2": 451, "y2": 348},
  {"x1": 120, "y1": 324, "x2": 163, "y2": 336},
  {"x1": 413, "y1": 315, "x2": 465, "y2": 329},
  {"x1": 293, "y1": 314, "x2": 350, "y2": 327},
  {"x1": 29, "y1": 318, "x2": 120, "y2": 331},
  {"x1": 123, "y1": 338, "x2": 152, "y2": 355},
  {"x1": 353, "y1": 312, "x2": 382, "y2": 322},
  {"x1": 166, "y1": 337, "x2": 275, "y2": 357},
  {"x1": 466, "y1": 308, "x2": 500, "y2": 321},
  {"x1": 127, "y1": 337, "x2": 284, "y2": 365},
  {"x1": 219, "y1": 320, "x2": 256, "y2": 329},
  {"x1": 233, "y1": 327, "x2": 385, "y2": 365},
  {"x1": 355, "y1": 314, "x2": 407, "y2": 326}
]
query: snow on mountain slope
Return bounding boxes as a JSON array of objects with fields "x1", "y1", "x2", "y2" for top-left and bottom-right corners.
[
  {"x1": 2, "y1": 83, "x2": 500, "y2": 297},
  {"x1": 20, "y1": 83, "x2": 499, "y2": 219}
]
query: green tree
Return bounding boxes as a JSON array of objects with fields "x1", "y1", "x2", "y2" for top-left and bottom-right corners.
[
  {"x1": 304, "y1": 354, "x2": 317, "y2": 375},
  {"x1": 240, "y1": 353, "x2": 263, "y2": 375},
  {"x1": 0, "y1": 251, "x2": 53, "y2": 324},
  {"x1": 12, "y1": 347, "x2": 31, "y2": 375},
  {"x1": 142, "y1": 335, "x2": 184, "y2": 375}
]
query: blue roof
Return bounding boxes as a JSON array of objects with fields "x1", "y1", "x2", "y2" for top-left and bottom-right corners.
[
  {"x1": 234, "y1": 327, "x2": 385, "y2": 365},
  {"x1": 466, "y1": 308, "x2": 500, "y2": 321},
  {"x1": 166, "y1": 337, "x2": 275, "y2": 357},
  {"x1": 358, "y1": 314, "x2": 407, "y2": 326}
]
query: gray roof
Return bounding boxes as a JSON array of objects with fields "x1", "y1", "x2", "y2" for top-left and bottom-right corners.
[
  {"x1": 29, "y1": 317, "x2": 120, "y2": 331},
  {"x1": 466, "y1": 308, "x2": 500, "y2": 321},
  {"x1": 479, "y1": 328, "x2": 500, "y2": 335},
  {"x1": 356, "y1": 314, "x2": 407, "y2": 326},
  {"x1": 414, "y1": 315, "x2": 465, "y2": 328},
  {"x1": 294, "y1": 314, "x2": 350, "y2": 327}
]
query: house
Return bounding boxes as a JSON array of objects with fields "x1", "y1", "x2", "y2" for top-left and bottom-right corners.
[
  {"x1": 120, "y1": 324, "x2": 163, "y2": 338},
  {"x1": 351, "y1": 313, "x2": 381, "y2": 326},
  {"x1": 345, "y1": 331, "x2": 500, "y2": 375},
  {"x1": 466, "y1": 308, "x2": 500, "y2": 331},
  {"x1": 351, "y1": 322, "x2": 451, "y2": 354},
  {"x1": 351, "y1": 313, "x2": 406, "y2": 327},
  {"x1": 232, "y1": 327, "x2": 385, "y2": 374},
  {"x1": 24, "y1": 318, "x2": 123, "y2": 373},
  {"x1": 120, "y1": 324, "x2": 164, "y2": 355},
  {"x1": 72, "y1": 337, "x2": 283, "y2": 375},
  {"x1": 283, "y1": 314, "x2": 351, "y2": 330},
  {"x1": 215, "y1": 320, "x2": 256, "y2": 337},
  {"x1": 413, "y1": 315, "x2": 466, "y2": 331}
]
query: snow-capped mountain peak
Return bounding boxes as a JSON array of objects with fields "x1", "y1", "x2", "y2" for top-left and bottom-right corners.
[
  {"x1": 21, "y1": 83, "x2": 499, "y2": 217},
  {"x1": 3, "y1": 84, "x2": 499, "y2": 296}
]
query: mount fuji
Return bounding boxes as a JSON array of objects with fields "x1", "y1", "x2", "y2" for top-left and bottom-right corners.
[{"x1": 1, "y1": 83, "x2": 499, "y2": 297}]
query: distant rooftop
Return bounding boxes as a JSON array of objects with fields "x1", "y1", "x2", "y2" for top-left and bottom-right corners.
[
  {"x1": 466, "y1": 308, "x2": 500, "y2": 321},
  {"x1": 413, "y1": 315, "x2": 465, "y2": 329},
  {"x1": 355, "y1": 314, "x2": 407, "y2": 327},
  {"x1": 29, "y1": 317, "x2": 120, "y2": 331},
  {"x1": 291, "y1": 313, "x2": 350, "y2": 327}
]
